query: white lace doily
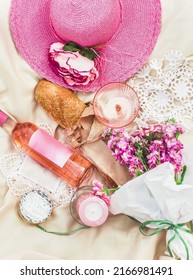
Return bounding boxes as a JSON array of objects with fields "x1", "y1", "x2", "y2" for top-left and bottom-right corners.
[
  {"x1": 127, "y1": 50, "x2": 193, "y2": 129},
  {"x1": 0, "y1": 123, "x2": 75, "y2": 207}
]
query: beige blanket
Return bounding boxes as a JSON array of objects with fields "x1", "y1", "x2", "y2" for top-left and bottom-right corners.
[{"x1": 0, "y1": 0, "x2": 193, "y2": 260}]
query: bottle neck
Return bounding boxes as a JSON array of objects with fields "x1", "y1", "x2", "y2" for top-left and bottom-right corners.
[{"x1": 1, "y1": 116, "x2": 17, "y2": 134}]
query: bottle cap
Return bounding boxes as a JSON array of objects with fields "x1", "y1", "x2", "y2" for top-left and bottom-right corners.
[{"x1": 0, "y1": 110, "x2": 9, "y2": 126}]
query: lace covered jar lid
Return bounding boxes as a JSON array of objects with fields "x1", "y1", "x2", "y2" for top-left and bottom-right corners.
[{"x1": 19, "y1": 190, "x2": 53, "y2": 224}]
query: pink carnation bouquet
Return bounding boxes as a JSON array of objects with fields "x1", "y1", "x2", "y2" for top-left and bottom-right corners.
[{"x1": 103, "y1": 119, "x2": 187, "y2": 184}]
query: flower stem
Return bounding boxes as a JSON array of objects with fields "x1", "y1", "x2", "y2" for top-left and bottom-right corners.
[
  {"x1": 180, "y1": 165, "x2": 187, "y2": 184},
  {"x1": 175, "y1": 165, "x2": 187, "y2": 185},
  {"x1": 139, "y1": 157, "x2": 149, "y2": 172},
  {"x1": 103, "y1": 187, "x2": 120, "y2": 195},
  {"x1": 107, "y1": 187, "x2": 120, "y2": 191}
]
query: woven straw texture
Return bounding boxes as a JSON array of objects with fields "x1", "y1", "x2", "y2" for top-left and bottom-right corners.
[{"x1": 10, "y1": 0, "x2": 161, "y2": 92}]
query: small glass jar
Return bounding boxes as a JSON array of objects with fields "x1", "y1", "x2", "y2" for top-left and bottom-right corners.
[
  {"x1": 18, "y1": 190, "x2": 53, "y2": 224},
  {"x1": 70, "y1": 186, "x2": 109, "y2": 227}
]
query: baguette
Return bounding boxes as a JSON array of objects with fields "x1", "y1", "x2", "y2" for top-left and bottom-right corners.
[{"x1": 34, "y1": 79, "x2": 86, "y2": 128}]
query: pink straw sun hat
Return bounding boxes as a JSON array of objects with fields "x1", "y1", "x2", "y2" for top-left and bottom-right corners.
[{"x1": 10, "y1": 0, "x2": 161, "y2": 92}]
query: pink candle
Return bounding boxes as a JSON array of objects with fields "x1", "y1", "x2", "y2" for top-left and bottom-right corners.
[
  {"x1": 76, "y1": 193, "x2": 109, "y2": 227},
  {"x1": 93, "y1": 82, "x2": 140, "y2": 128}
]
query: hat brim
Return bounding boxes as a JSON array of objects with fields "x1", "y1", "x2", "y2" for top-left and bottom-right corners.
[{"x1": 10, "y1": 0, "x2": 161, "y2": 92}]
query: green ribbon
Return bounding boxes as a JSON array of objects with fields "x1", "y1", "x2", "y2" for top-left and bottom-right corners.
[
  {"x1": 36, "y1": 224, "x2": 89, "y2": 236},
  {"x1": 139, "y1": 220, "x2": 193, "y2": 260}
]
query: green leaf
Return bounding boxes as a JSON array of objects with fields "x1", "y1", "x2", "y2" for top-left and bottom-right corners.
[
  {"x1": 106, "y1": 131, "x2": 112, "y2": 137},
  {"x1": 135, "y1": 150, "x2": 143, "y2": 157},
  {"x1": 135, "y1": 170, "x2": 143, "y2": 176},
  {"x1": 175, "y1": 131, "x2": 180, "y2": 139},
  {"x1": 144, "y1": 133, "x2": 154, "y2": 141},
  {"x1": 80, "y1": 47, "x2": 98, "y2": 60},
  {"x1": 175, "y1": 173, "x2": 180, "y2": 185},
  {"x1": 103, "y1": 188, "x2": 109, "y2": 195},
  {"x1": 154, "y1": 132, "x2": 163, "y2": 140},
  {"x1": 180, "y1": 165, "x2": 187, "y2": 184},
  {"x1": 134, "y1": 142, "x2": 141, "y2": 149},
  {"x1": 63, "y1": 41, "x2": 82, "y2": 52},
  {"x1": 165, "y1": 118, "x2": 176, "y2": 124},
  {"x1": 175, "y1": 166, "x2": 187, "y2": 185},
  {"x1": 63, "y1": 41, "x2": 99, "y2": 61},
  {"x1": 142, "y1": 142, "x2": 148, "y2": 155}
]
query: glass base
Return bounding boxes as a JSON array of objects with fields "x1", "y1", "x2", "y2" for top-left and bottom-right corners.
[{"x1": 69, "y1": 186, "x2": 93, "y2": 226}]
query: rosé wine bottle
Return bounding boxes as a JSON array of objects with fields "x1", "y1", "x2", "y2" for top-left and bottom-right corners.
[{"x1": 0, "y1": 110, "x2": 92, "y2": 187}]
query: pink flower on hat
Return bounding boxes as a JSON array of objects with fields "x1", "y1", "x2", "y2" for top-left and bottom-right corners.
[{"x1": 49, "y1": 42, "x2": 99, "y2": 86}]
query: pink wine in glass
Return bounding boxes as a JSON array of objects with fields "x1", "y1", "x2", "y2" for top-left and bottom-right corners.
[{"x1": 0, "y1": 110, "x2": 92, "y2": 187}]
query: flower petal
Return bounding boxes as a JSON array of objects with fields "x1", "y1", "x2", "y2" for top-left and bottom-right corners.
[{"x1": 49, "y1": 42, "x2": 99, "y2": 86}]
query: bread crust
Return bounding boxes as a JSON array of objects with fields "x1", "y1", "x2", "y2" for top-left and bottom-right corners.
[{"x1": 34, "y1": 80, "x2": 86, "y2": 128}]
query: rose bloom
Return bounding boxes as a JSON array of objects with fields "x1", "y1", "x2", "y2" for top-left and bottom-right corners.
[{"x1": 49, "y1": 42, "x2": 99, "y2": 86}]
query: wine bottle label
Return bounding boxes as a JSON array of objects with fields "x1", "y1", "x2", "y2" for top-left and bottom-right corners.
[{"x1": 28, "y1": 129, "x2": 72, "y2": 168}]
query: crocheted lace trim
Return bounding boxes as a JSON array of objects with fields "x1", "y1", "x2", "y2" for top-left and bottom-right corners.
[{"x1": 127, "y1": 50, "x2": 193, "y2": 129}]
